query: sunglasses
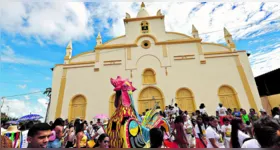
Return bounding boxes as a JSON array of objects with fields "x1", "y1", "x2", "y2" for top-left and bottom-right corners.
[{"x1": 103, "y1": 140, "x2": 109, "y2": 143}]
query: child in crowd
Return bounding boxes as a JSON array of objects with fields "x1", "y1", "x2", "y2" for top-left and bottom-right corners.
[{"x1": 221, "y1": 117, "x2": 232, "y2": 148}]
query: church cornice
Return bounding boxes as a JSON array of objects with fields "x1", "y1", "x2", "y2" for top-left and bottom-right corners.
[
  {"x1": 124, "y1": 15, "x2": 164, "y2": 23},
  {"x1": 96, "y1": 35, "x2": 201, "y2": 50}
]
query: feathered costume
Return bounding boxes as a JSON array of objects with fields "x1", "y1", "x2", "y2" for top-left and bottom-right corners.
[{"x1": 107, "y1": 76, "x2": 170, "y2": 148}]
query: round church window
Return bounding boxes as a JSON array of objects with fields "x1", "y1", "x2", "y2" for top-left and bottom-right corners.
[{"x1": 141, "y1": 40, "x2": 151, "y2": 49}]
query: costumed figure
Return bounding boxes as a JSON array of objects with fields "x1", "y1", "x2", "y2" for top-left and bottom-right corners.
[
  {"x1": 107, "y1": 76, "x2": 170, "y2": 148},
  {"x1": 2, "y1": 125, "x2": 21, "y2": 148}
]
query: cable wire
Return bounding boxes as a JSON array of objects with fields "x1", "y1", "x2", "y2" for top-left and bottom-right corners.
[
  {"x1": 2, "y1": 91, "x2": 44, "y2": 98},
  {"x1": 0, "y1": 51, "x2": 51, "y2": 77}
]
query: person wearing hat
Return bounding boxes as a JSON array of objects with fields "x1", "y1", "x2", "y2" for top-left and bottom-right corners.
[
  {"x1": 2, "y1": 125, "x2": 21, "y2": 148},
  {"x1": 259, "y1": 108, "x2": 267, "y2": 118}
]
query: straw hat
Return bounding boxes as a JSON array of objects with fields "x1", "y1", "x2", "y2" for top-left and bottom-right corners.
[
  {"x1": 6, "y1": 125, "x2": 20, "y2": 133},
  {"x1": 103, "y1": 119, "x2": 108, "y2": 125}
]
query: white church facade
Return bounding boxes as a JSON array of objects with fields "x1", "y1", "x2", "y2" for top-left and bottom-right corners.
[{"x1": 48, "y1": 3, "x2": 262, "y2": 122}]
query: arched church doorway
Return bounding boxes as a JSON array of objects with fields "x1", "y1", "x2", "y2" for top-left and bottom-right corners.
[
  {"x1": 69, "y1": 95, "x2": 87, "y2": 121},
  {"x1": 176, "y1": 88, "x2": 196, "y2": 114},
  {"x1": 218, "y1": 85, "x2": 240, "y2": 110},
  {"x1": 138, "y1": 87, "x2": 164, "y2": 114}
]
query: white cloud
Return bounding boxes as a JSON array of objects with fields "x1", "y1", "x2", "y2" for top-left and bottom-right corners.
[
  {"x1": 1, "y1": 98, "x2": 46, "y2": 120},
  {"x1": 17, "y1": 84, "x2": 27, "y2": 89},
  {"x1": 0, "y1": 1, "x2": 94, "y2": 45},
  {"x1": 0, "y1": 45, "x2": 52, "y2": 66},
  {"x1": 45, "y1": 77, "x2": 51, "y2": 80},
  {"x1": 87, "y1": 2, "x2": 280, "y2": 43},
  {"x1": 1, "y1": 2, "x2": 279, "y2": 44},
  {"x1": 24, "y1": 95, "x2": 30, "y2": 100},
  {"x1": 38, "y1": 98, "x2": 48, "y2": 108},
  {"x1": 250, "y1": 47, "x2": 280, "y2": 77}
]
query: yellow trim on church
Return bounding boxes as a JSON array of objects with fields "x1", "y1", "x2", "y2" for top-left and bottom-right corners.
[
  {"x1": 234, "y1": 57, "x2": 258, "y2": 112},
  {"x1": 55, "y1": 69, "x2": 68, "y2": 118}
]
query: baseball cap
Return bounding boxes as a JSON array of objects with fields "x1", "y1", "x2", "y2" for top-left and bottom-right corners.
[{"x1": 260, "y1": 108, "x2": 266, "y2": 112}]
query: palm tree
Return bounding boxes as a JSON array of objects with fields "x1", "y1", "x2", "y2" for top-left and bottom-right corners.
[{"x1": 43, "y1": 87, "x2": 52, "y2": 123}]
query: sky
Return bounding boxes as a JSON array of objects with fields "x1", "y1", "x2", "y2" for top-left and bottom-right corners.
[{"x1": 0, "y1": 1, "x2": 279, "y2": 121}]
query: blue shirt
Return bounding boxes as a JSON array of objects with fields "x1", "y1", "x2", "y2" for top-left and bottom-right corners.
[
  {"x1": 233, "y1": 111, "x2": 241, "y2": 117},
  {"x1": 47, "y1": 139, "x2": 62, "y2": 148}
]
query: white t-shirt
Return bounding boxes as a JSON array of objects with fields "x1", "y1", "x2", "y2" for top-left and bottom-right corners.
[
  {"x1": 194, "y1": 124, "x2": 206, "y2": 138},
  {"x1": 184, "y1": 120, "x2": 193, "y2": 134},
  {"x1": 221, "y1": 124, "x2": 232, "y2": 137},
  {"x1": 216, "y1": 107, "x2": 227, "y2": 117},
  {"x1": 206, "y1": 126, "x2": 225, "y2": 148},
  {"x1": 200, "y1": 108, "x2": 207, "y2": 115},
  {"x1": 170, "y1": 109, "x2": 176, "y2": 115},
  {"x1": 238, "y1": 130, "x2": 250, "y2": 146},
  {"x1": 21, "y1": 130, "x2": 29, "y2": 148},
  {"x1": 274, "y1": 115, "x2": 280, "y2": 119},
  {"x1": 241, "y1": 139, "x2": 261, "y2": 148},
  {"x1": 93, "y1": 127, "x2": 105, "y2": 139},
  {"x1": 174, "y1": 107, "x2": 179, "y2": 116}
]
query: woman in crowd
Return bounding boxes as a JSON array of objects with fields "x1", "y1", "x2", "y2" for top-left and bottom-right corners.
[
  {"x1": 242, "y1": 116, "x2": 280, "y2": 148},
  {"x1": 160, "y1": 126, "x2": 179, "y2": 148},
  {"x1": 205, "y1": 116, "x2": 224, "y2": 148},
  {"x1": 74, "y1": 119, "x2": 88, "y2": 148},
  {"x1": 249, "y1": 108, "x2": 259, "y2": 122},
  {"x1": 93, "y1": 133, "x2": 110, "y2": 148},
  {"x1": 183, "y1": 114, "x2": 195, "y2": 148},
  {"x1": 230, "y1": 118, "x2": 250, "y2": 148},
  {"x1": 194, "y1": 115, "x2": 207, "y2": 148},
  {"x1": 65, "y1": 123, "x2": 75, "y2": 148},
  {"x1": 174, "y1": 116, "x2": 189, "y2": 148}
]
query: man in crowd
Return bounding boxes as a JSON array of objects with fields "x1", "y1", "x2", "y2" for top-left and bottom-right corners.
[{"x1": 27, "y1": 123, "x2": 52, "y2": 148}]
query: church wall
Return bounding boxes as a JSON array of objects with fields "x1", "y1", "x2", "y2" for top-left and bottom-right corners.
[
  {"x1": 48, "y1": 66, "x2": 64, "y2": 122},
  {"x1": 60, "y1": 62, "x2": 130, "y2": 121},
  {"x1": 71, "y1": 52, "x2": 95, "y2": 63},
  {"x1": 125, "y1": 19, "x2": 166, "y2": 43},
  {"x1": 238, "y1": 51, "x2": 262, "y2": 110},
  {"x1": 167, "y1": 54, "x2": 252, "y2": 115},
  {"x1": 103, "y1": 36, "x2": 127, "y2": 45},
  {"x1": 49, "y1": 45, "x2": 260, "y2": 122},
  {"x1": 201, "y1": 43, "x2": 231, "y2": 53}
]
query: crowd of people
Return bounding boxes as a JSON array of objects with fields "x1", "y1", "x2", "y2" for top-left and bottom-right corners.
[{"x1": 1, "y1": 103, "x2": 280, "y2": 148}]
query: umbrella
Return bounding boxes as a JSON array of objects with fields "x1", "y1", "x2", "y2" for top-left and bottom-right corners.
[
  {"x1": 18, "y1": 114, "x2": 43, "y2": 122},
  {"x1": 93, "y1": 114, "x2": 108, "y2": 120},
  {"x1": 6, "y1": 120, "x2": 19, "y2": 125}
]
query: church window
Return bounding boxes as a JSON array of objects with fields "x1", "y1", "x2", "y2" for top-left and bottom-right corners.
[
  {"x1": 142, "y1": 68, "x2": 156, "y2": 84},
  {"x1": 141, "y1": 21, "x2": 149, "y2": 33},
  {"x1": 141, "y1": 40, "x2": 151, "y2": 49}
]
